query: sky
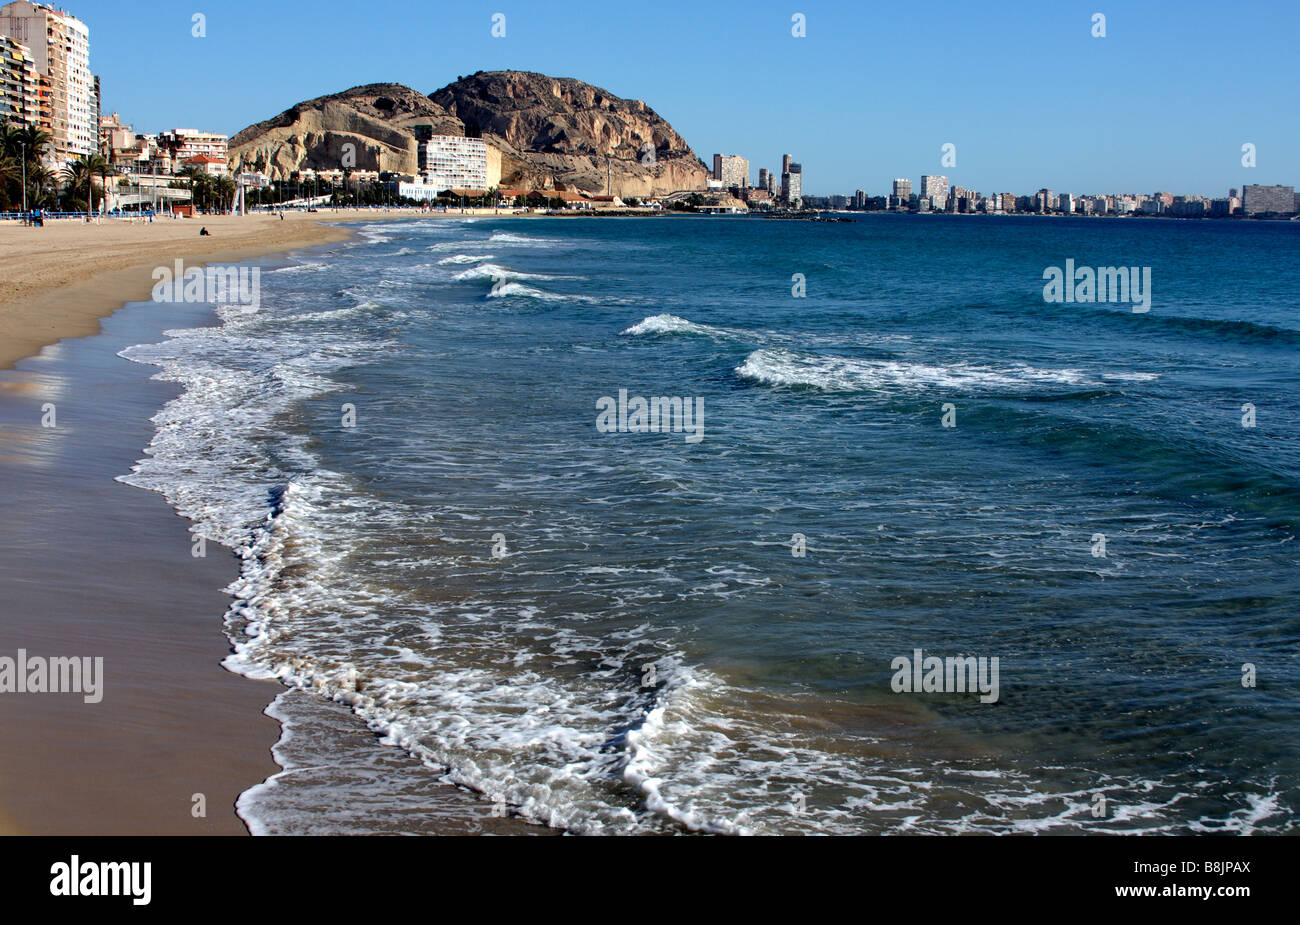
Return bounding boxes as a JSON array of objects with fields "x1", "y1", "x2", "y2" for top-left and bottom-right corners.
[{"x1": 68, "y1": 0, "x2": 1299, "y2": 197}]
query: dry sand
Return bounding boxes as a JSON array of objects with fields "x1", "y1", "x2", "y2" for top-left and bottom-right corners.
[{"x1": 0, "y1": 211, "x2": 383, "y2": 369}]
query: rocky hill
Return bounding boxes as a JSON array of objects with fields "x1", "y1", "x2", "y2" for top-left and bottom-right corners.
[
  {"x1": 428, "y1": 70, "x2": 708, "y2": 197},
  {"x1": 229, "y1": 83, "x2": 461, "y2": 178},
  {"x1": 227, "y1": 71, "x2": 709, "y2": 198}
]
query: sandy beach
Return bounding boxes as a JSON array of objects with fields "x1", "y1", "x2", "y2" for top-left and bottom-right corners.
[
  {"x1": 0, "y1": 212, "x2": 352, "y2": 833},
  {"x1": 0, "y1": 211, "x2": 378, "y2": 370},
  {"x1": 0, "y1": 209, "x2": 548, "y2": 835}
]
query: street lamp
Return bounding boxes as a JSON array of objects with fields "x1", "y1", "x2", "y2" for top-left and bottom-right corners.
[{"x1": 19, "y1": 142, "x2": 27, "y2": 216}]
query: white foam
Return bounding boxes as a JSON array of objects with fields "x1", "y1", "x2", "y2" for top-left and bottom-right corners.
[
  {"x1": 621, "y1": 313, "x2": 727, "y2": 338},
  {"x1": 453, "y1": 263, "x2": 574, "y2": 282},
  {"x1": 485, "y1": 281, "x2": 572, "y2": 301},
  {"x1": 437, "y1": 253, "x2": 495, "y2": 265},
  {"x1": 735, "y1": 348, "x2": 1091, "y2": 393}
]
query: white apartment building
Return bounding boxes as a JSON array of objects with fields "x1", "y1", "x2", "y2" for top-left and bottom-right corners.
[
  {"x1": 0, "y1": 1, "x2": 95, "y2": 162},
  {"x1": 712, "y1": 153, "x2": 749, "y2": 190},
  {"x1": 920, "y1": 174, "x2": 948, "y2": 210},
  {"x1": 159, "y1": 127, "x2": 228, "y2": 163},
  {"x1": 418, "y1": 134, "x2": 488, "y2": 191}
]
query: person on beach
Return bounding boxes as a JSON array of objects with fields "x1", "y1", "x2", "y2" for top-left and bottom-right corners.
[{"x1": 199, "y1": 226, "x2": 210, "y2": 236}]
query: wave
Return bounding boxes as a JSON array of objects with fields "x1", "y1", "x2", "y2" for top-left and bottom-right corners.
[
  {"x1": 437, "y1": 253, "x2": 495, "y2": 265},
  {"x1": 1045, "y1": 299, "x2": 1300, "y2": 347},
  {"x1": 286, "y1": 301, "x2": 383, "y2": 323},
  {"x1": 488, "y1": 231, "x2": 556, "y2": 247},
  {"x1": 621, "y1": 313, "x2": 729, "y2": 338},
  {"x1": 735, "y1": 348, "x2": 1094, "y2": 394},
  {"x1": 486, "y1": 281, "x2": 574, "y2": 301},
  {"x1": 271, "y1": 261, "x2": 335, "y2": 274},
  {"x1": 453, "y1": 263, "x2": 577, "y2": 282},
  {"x1": 1149, "y1": 312, "x2": 1300, "y2": 347}
]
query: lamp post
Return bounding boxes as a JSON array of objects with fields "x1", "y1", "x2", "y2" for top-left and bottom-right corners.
[{"x1": 19, "y1": 142, "x2": 27, "y2": 217}]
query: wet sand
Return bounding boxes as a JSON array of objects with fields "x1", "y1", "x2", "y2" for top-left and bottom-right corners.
[
  {"x1": 0, "y1": 295, "x2": 281, "y2": 833},
  {"x1": 0, "y1": 213, "x2": 547, "y2": 834}
]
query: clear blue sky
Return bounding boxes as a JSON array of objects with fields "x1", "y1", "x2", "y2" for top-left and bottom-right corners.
[{"x1": 75, "y1": 0, "x2": 1297, "y2": 197}]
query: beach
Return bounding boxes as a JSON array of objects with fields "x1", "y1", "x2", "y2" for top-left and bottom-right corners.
[
  {"x1": 0, "y1": 213, "x2": 358, "y2": 834},
  {"x1": 0, "y1": 210, "x2": 549, "y2": 835},
  {"x1": 0, "y1": 211, "x2": 375, "y2": 370}
]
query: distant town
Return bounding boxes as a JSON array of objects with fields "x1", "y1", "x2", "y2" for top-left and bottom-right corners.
[
  {"x1": 1, "y1": 1, "x2": 1296, "y2": 220},
  {"x1": 711, "y1": 152, "x2": 1300, "y2": 219}
]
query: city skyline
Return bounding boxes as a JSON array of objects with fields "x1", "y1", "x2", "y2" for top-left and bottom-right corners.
[{"x1": 49, "y1": 0, "x2": 1300, "y2": 197}]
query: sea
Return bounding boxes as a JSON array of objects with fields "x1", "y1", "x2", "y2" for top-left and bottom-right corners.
[{"x1": 117, "y1": 212, "x2": 1300, "y2": 834}]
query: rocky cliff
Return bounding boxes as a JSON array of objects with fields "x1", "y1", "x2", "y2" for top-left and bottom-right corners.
[
  {"x1": 229, "y1": 83, "x2": 461, "y2": 178},
  {"x1": 428, "y1": 70, "x2": 709, "y2": 197},
  {"x1": 228, "y1": 71, "x2": 710, "y2": 198}
]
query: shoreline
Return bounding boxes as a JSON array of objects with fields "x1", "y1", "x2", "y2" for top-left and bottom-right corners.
[
  {"x1": 0, "y1": 214, "x2": 360, "y2": 834},
  {"x1": 0, "y1": 210, "x2": 548, "y2": 834},
  {"x1": 0, "y1": 210, "x2": 380, "y2": 370}
]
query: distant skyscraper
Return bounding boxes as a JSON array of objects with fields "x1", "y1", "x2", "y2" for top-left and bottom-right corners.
[
  {"x1": 781, "y1": 161, "x2": 802, "y2": 207},
  {"x1": 1242, "y1": 184, "x2": 1296, "y2": 215},
  {"x1": 919, "y1": 174, "x2": 948, "y2": 209},
  {"x1": 892, "y1": 178, "x2": 912, "y2": 199},
  {"x1": 712, "y1": 153, "x2": 749, "y2": 190},
  {"x1": 758, "y1": 167, "x2": 770, "y2": 191},
  {"x1": 0, "y1": 1, "x2": 96, "y2": 162}
]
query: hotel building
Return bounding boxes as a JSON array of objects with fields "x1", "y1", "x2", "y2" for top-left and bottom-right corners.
[
  {"x1": 781, "y1": 161, "x2": 802, "y2": 207},
  {"x1": 416, "y1": 131, "x2": 489, "y2": 191},
  {"x1": 919, "y1": 174, "x2": 948, "y2": 209},
  {"x1": 0, "y1": 33, "x2": 37, "y2": 124},
  {"x1": 1242, "y1": 184, "x2": 1296, "y2": 215},
  {"x1": 0, "y1": 1, "x2": 96, "y2": 162},
  {"x1": 712, "y1": 153, "x2": 749, "y2": 190}
]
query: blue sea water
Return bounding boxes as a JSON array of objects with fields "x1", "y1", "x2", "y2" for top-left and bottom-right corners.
[{"x1": 119, "y1": 213, "x2": 1300, "y2": 834}]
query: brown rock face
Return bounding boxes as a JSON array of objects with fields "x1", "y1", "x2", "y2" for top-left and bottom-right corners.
[
  {"x1": 228, "y1": 72, "x2": 710, "y2": 198},
  {"x1": 429, "y1": 70, "x2": 709, "y2": 197},
  {"x1": 228, "y1": 83, "x2": 463, "y2": 178}
]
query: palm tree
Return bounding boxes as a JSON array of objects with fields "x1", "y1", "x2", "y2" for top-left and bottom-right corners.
[
  {"x1": 178, "y1": 163, "x2": 208, "y2": 211},
  {"x1": 26, "y1": 162, "x2": 54, "y2": 208},
  {"x1": 213, "y1": 174, "x2": 236, "y2": 213},
  {"x1": 0, "y1": 120, "x2": 20, "y2": 161},
  {"x1": 61, "y1": 154, "x2": 111, "y2": 215},
  {"x1": 61, "y1": 157, "x2": 92, "y2": 211}
]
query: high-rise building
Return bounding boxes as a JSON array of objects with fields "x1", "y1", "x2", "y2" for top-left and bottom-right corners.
[
  {"x1": 919, "y1": 174, "x2": 948, "y2": 209},
  {"x1": 781, "y1": 160, "x2": 802, "y2": 207},
  {"x1": 712, "y1": 153, "x2": 749, "y2": 190},
  {"x1": 0, "y1": 1, "x2": 95, "y2": 162},
  {"x1": 1242, "y1": 184, "x2": 1296, "y2": 215},
  {"x1": 758, "y1": 167, "x2": 770, "y2": 192},
  {"x1": 891, "y1": 178, "x2": 911, "y2": 199},
  {"x1": 416, "y1": 133, "x2": 488, "y2": 191},
  {"x1": 0, "y1": 33, "x2": 38, "y2": 125}
]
